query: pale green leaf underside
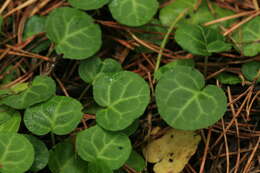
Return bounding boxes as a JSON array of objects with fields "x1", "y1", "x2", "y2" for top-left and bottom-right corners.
[
  {"x1": 25, "y1": 135, "x2": 49, "y2": 172},
  {"x1": 93, "y1": 71, "x2": 150, "y2": 131},
  {"x1": 175, "y1": 24, "x2": 231, "y2": 56},
  {"x1": 0, "y1": 106, "x2": 21, "y2": 132},
  {"x1": 0, "y1": 133, "x2": 34, "y2": 173},
  {"x1": 109, "y1": 0, "x2": 159, "y2": 26},
  {"x1": 76, "y1": 125, "x2": 132, "y2": 170},
  {"x1": 233, "y1": 16, "x2": 260, "y2": 56},
  {"x1": 79, "y1": 57, "x2": 122, "y2": 84},
  {"x1": 2, "y1": 76, "x2": 56, "y2": 109},
  {"x1": 48, "y1": 141, "x2": 88, "y2": 173},
  {"x1": 24, "y1": 96, "x2": 83, "y2": 135},
  {"x1": 241, "y1": 61, "x2": 260, "y2": 83},
  {"x1": 68, "y1": 0, "x2": 109, "y2": 10},
  {"x1": 46, "y1": 7, "x2": 102, "y2": 59},
  {"x1": 155, "y1": 66, "x2": 227, "y2": 130}
]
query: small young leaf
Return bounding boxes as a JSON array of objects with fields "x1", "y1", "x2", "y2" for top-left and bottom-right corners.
[
  {"x1": 48, "y1": 141, "x2": 88, "y2": 173},
  {"x1": 241, "y1": 61, "x2": 260, "y2": 82},
  {"x1": 25, "y1": 135, "x2": 49, "y2": 172},
  {"x1": 233, "y1": 16, "x2": 260, "y2": 56},
  {"x1": 2, "y1": 76, "x2": 56, "y2": 109},
  {"x1": 175, "y1": 24, "x2": 231, "y2": 56},
  {"x1": 46, "y1": 7, "x2": 102, "y2": 59},
  {"x1": 23, "y1": 15, "x2": 46, "y2": 40},
  {"x1": 93, "y1": 71, "x2": 150, "y2": 131},
  {"x1": 79, "y1": 57, "x2": 122, "y2": 84},
  {"x1": 68, "y1": 0, "x2": 109, "y2": 10},
  {"x1": 154, "y1": 59, "x2": 195, "y2": 80},
  {"x1": 125, "y1": 150, "x2": 146, "y2": 172},
  {"x1": 76, "y1": 125, "x2": 132, "y2": 170},
  {"x1": 155, "y1": 66, "x2": 227, "y2": 130},
  {"x1": 0, "y1": 133, "x2": 35, "y2": 173},
  {"x1": 109, "y1": 0, "x2": 159, "y2": 26},
  {"x1": 159, "y1": 0, "x2": 197, "y2": 26},
  {"x1": 24, "y1": 96, "x2": 83, "y2": 135},
  {"x1": 87, "y1": 160, "x2": 113, "y2": 173},
  {"x1": 216, "y1": 72, "x2": 241, "y2": 85},
  {"x1": 0, "y1": 106, "x2": 21, "y2": 132}
]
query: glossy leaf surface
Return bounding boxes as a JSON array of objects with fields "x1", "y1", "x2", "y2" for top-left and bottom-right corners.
[
  {"x1": 76, "y1": 125, "x2": 132, "y2": 170},
  {"x1": 24, "y1": 96, "x2": 83, "y2": 135},
  {"x1": 68, "y1": 0, "x2": 109, "y2": 10},
  {"x1": 155, "y1": 66, "x2": 227, "y2": 130},
  {"x1": 46, "y1": 7, "x2": 102, "y2": 59},
  {"x1": 93, "y1": 71, "x2": 150, "y2": 131},
  {"x1": 0, "y1": 133, "x2": 34, "y2": 173},
  {"x1": 109, "y1": 0, "x2": 159, "y2": 26}
]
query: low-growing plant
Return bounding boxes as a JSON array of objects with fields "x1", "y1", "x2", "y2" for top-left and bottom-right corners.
[{"x1": 1, "y1": 0, "x2": 259, "y2": 172}]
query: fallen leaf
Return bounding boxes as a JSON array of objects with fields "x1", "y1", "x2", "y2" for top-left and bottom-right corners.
[{"x1": 143, "y1": 128, "x2": 201, "y2": 173}]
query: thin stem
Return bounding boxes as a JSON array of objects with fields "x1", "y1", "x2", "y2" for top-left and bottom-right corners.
[
  {"x1": 154, "y1": 9, "x2": 188, "y2": 76},
  {"x1": 204, "y1": 56, "x2": 209, "y2": 76}
]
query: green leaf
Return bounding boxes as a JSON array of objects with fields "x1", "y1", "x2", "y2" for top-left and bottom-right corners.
[
  {"x1": 175, "y1": 24, "x2": 231, "y2": 56},
  {"x1": 87, "y1": 160, "x2": 113, "y2": 173},
  {"x1": 23, "y1": 15, "x2": 46, "y2": 40},
  {"x1": 76, "y1": 125, "x2": 132, "y2": 170},
  {"x1": 79, "y1": 57, "x2": 122, "y2": 84},
  {"x1": 0, "y1": 133, "x2": 35, "y2": 173},
  {"x1": 25, "y1": 135, "x2": 49, "y2": 172},
  {"x1": 93, "y1": 71, "x2": 150, "y2": 131},
  {"x1": 1, "y1": 76, "x2": 56, "y2": 109},
  {"x1": 186, "y1": 2, "x2": 235, "y2": 29},
  {"x1": 119, "y1": 119, "x2": 139, "y2": 136},
  {"x1": 155, "y1": 66, "x2": 227, "y2": 130},
  {"x1": 0, "y1": 106, "x2": 21, "y2": 132},
  {"x1": 159, "y1": 0, "x2": 197, "y2": 26},
  {"x1": 154, "y1": 59, "x2": 195, "y2": 80},
  {"x1": 233, "y1": 16, "x2": 260, "y2": 56},
  {"x1": 48, "y1": 141, "x2": 88, "y2": 173},
  {"x1": 109, "y1": 0, "x2": 159, "y2": 27},
  {"x1": 68, "y1": 0, "x2": 109, "y2": 10},
  {"x1": 241, "y1": 61, "x2": 260, "y2": 82},
  {"x1": 216, "y1": 72, "x2": 241, "y2": 85},
  {"x1": 46, "y1": 7, "x2": 102, "y2": 59},
  {"x1": 24, "y1": 96, "x2": 83, "y2": 135},
  {"x1": 134, "y1": 19, "x2": 167, "y2": 53},
  {"x1": 125, "y1": 150, "x2": 145, "y2": 172}
]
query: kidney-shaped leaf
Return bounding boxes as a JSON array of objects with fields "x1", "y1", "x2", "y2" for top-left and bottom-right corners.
[
  {"x1": 48, "y1": 141, "x2": 88, "y2": 173},
  {"x1": 79, "y1": 57, "x2": 122, "y2": 84},
  {"x1": 155, "y1": 66, "x2": 227, "y2": 130},
  {"x1": 76, "y1": 125, "x2": 132, "y2": 170},
  {"x1": 24, "y1": 96, "x2": 83, "y2": 135},
  {"x1": 0, "y1": 133, "x2": 34, "y2": 173},
  {"x1": 0, "y1": 106, "x2": 21, "y2": 132},
  {"x1": 25, "y1": 135, "x2": 49, "y2": 172},
  {"x1": 2, "y1": 75, "x2": 56, "y2": 109},
  {"x1": 68, "y1": 0, "x2": 109, "y2": 10},
  {"x1": 241, "y1": 61, "x2": 260, "y2": 83},
  {"x1": 46, "y1": 7, "x2": 102, "y2": 59},
  {"x1": 175, "y1": 24, "x2": 231, "y2": 56},
  {"x1": 93, "y1": 71, "x2": 150, "y2": 131},
  {"x1": 109, "y1": 0, "x2": 159, "y2": 26},
  {"x1": 23, "y1": 15, "x2": 46, "y2": 40}
]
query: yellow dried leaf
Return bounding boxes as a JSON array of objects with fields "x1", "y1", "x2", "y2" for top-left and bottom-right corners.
[{"x1": 143, "y1": 128, "x2": 201, "y2": 173}]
